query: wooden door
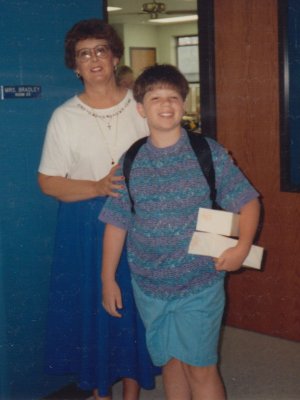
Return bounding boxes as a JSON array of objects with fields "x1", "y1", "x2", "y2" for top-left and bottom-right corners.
[
  {"x1": 214, "y1": 0, "x2": 300, "y2": 342},
  {"x1": 130, "y1": 47, "x2": 156, "y2": 77}
]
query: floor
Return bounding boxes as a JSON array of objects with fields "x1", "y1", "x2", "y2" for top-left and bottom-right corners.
[{"x1": 43, "y1": 326, "x2": 300, "y2": 400}]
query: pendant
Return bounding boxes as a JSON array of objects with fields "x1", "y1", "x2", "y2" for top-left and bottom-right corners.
[{"x1": 111, "y1": 160, "x2": 115, "y2": 165}]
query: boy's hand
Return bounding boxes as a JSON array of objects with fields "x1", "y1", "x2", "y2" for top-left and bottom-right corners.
[
  {"x1": 214, "y1": 244, "x2": 250, "y2": 272},
  {"x1": 216, "y1": 198, "x2": 260, "y2": 271},
  {"x1": 102, "y1": 280, "x2": 123, "y2": 318}
]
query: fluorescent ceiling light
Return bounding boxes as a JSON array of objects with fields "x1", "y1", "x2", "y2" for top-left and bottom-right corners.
[
  {"x1": 149, "y1": 15, "x2": 198, "y2": 24},
  {"x1": 107, "y1": 6, "x2": 122, "y2": 12}
]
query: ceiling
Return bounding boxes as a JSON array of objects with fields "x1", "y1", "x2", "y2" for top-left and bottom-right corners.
[{"x1": 107, "y1": 0, "x2": 197, "y2": 25}]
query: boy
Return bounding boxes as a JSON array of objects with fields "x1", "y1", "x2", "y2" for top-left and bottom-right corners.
[{"x1": 100, "y1": 64, "x2": 260, "y2": 400}]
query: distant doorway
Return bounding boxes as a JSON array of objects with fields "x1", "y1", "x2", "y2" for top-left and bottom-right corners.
[{"x1": 130, "y1": 47, "x2": 156, "y2": 77}]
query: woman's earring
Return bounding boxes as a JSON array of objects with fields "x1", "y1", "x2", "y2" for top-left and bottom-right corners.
[{"x1": 75, "y1": 72, "x2": 81, "y2": 79}]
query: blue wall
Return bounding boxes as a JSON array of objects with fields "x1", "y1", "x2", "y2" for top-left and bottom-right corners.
[{"x1": 0, "y1": 1, "x2": 104, "y2": 399}]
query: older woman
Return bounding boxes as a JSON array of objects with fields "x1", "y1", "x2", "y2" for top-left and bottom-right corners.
[{"x1": 38, "y1": 19, "x2": 159, "y2": 400}]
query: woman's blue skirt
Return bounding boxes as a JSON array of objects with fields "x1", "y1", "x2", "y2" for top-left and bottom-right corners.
[{"x1": 45, "y1": 197, "x2": 160, "y2": 396}]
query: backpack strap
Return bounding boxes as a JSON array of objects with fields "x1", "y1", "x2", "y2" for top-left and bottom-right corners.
[
  {"x1": 123, "y1": 137, "x2": 147, "y2": 214},
  {"x1": 187, "y1": 131, "x2": 219, "y2": 209},
  {"x1": 123, "y1": 132, "x2": 219, "y2": 214}
]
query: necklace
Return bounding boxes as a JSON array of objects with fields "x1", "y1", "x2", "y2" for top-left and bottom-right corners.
[
  {"x1": 94, "y1": 115, "x2": 119, "y2": 165},
  {"x1": 77, "y1": 97, "x2": 131, "y2": 130},
  {"x1": 77, "y1": 97, "x2": 131, "y2": 165}
]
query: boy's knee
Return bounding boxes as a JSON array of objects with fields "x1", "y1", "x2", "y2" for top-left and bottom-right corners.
[{"x1": 184, "y1": 363, "x2": 218, "y2": 383}]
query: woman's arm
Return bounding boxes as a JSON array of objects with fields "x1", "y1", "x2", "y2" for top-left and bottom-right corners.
[
  {"x1": 38, "y1": 164, "x2": 124, "y2": 202},
  {"x1": 101, "y1": 224, "x2": 127, "y2": 318},
  {"x1": 215, "y1": 198, "x2": 261, "y2": 271}
]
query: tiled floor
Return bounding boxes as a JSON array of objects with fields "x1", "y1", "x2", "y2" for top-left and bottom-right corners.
[{"x1": 43, "y1": 326, "x2": 300, "y2": 400}]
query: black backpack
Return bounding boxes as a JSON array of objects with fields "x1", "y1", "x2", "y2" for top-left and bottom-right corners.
[{"x1": 123, "y1": 131, "x2": 219, "y2": 213}]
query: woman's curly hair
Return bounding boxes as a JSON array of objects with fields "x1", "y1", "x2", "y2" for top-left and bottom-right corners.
[{"x1": 64, "y1": 19, "x2": 124, "y2": 69}]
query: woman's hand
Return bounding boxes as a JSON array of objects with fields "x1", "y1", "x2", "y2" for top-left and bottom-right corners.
[
  {"x1": 38, "y1": 166, "x2": 124, "y2": 202},
  {"x1": 95, "y1": 164, "x2": 125, "y2": 197},
  {"x1": 102, "y1": 279, "x2": 123, "y2": 318}
]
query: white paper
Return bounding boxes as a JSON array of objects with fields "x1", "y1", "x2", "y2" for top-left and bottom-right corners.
[
  {"x1": 188, "y1": 231, "x2": 263, "y2": 270},
  {"x1": 196, "y1": 208, "x2": 240, "y2": 237}
]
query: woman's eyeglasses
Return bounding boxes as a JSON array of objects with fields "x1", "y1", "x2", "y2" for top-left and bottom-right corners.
[{"x1": 76, "y1": 45, "x2": 110, "y2": 63}]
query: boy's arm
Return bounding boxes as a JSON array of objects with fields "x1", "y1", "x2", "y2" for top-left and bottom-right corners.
[
  {"x1": 215, "y1": 198, "x2": 260, "y2": 271},
  {"x1": 101, "y1": 223, "x2": 127, "y2": 318}
]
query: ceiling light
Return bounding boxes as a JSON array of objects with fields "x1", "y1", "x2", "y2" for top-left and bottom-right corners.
[
  {"x1": 107, "y1": 6, "x2": 122, "y2": 12},
  {"x1": 149, "y1": 15, "x2": 198, "y2": 24}
]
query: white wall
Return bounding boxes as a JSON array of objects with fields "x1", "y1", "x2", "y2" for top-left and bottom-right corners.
[
  {"x1": 112, "y1": 21, "x2": 200, "y2": 116},
  {"x1": 112, "y1": 21, "x2": 198, "y2": 66},
  {"x1": 123, "y1": 24, "x2": 159, "y2": 64},
  {"x1": 156, "y1": 22, "x2": 198, "y2": 64}
]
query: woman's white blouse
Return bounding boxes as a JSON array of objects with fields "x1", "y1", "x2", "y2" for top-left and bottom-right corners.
[{"x1": 38, "y1": 90, "x2": 148, "y2": 181}]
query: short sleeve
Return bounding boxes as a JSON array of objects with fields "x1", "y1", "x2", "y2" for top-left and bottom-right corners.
[
  {"x1": 38, "y1": 109, "x2": 72, "y2": 177},
  {"x1": 207, "y1": 139, "x2": 259, "y2": 212}
]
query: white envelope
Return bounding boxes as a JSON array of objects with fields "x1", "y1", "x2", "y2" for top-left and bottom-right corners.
[
  {"x1": 188, "y1": 231, "x2": 263, "y2": 270},
  {"x1": 196, "y1": 208, "x2": 240, "y2": 237}
]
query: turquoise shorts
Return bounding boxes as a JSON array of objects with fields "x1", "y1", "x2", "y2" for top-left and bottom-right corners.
[{"x1": 131, "y1": 278, "x2": 225, "y2": 367}]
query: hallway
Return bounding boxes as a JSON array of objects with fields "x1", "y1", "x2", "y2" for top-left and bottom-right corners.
[{"x1": 44, "y1": 326, "x2": 300, "y2": 400}]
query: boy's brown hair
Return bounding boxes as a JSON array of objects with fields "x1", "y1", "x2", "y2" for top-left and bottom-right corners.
[{"x1": 133, "y1": 64, "x2": 189, "y2": 103}]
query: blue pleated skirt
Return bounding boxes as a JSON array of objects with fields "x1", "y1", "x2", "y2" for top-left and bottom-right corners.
[{"x1": 45, "y1": 197, "x2": 160, "y2": 396}]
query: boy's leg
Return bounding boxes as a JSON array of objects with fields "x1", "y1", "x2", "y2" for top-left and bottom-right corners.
[
  {"x1": 182, "y1": 363, "x2": 226, "y2": 400},
  {"x1": 162, "y1": 358, "x2": 191, "y2": 400},
  {"x1": 122, "y1": 378, "x2": 140, "y2": 400}
]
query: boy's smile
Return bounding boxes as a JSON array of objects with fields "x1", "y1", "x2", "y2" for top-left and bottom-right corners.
[{"x1": 137, "y1": 86, "x2": 186, "y2": 138}]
